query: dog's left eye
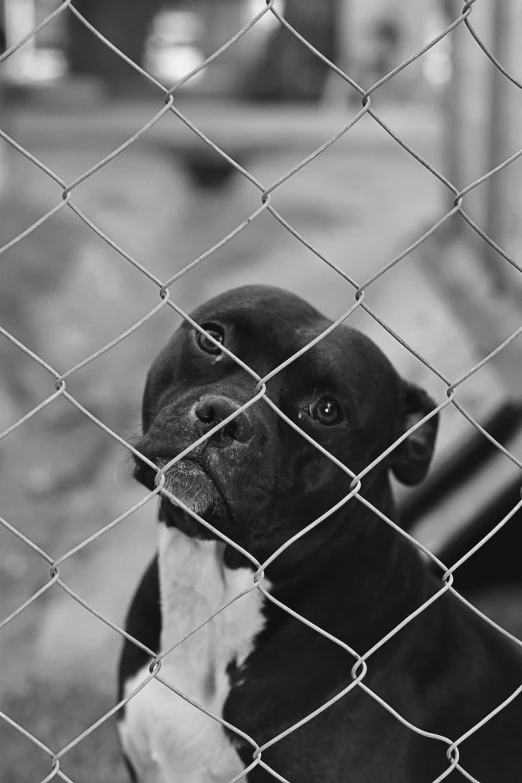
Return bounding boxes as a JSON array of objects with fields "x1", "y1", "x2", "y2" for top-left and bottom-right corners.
[
  {"x1": 195, "y1": 323, "x2": 225, "y2": 355},
  {"x1": 309, "y1": 396, "x2": 343, "y2": 426}
]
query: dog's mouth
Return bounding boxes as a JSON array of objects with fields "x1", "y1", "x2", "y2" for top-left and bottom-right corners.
[
  {"x1": 133, "y1": 432, "x2": 273, "y2": 544},
  {"x1": 157, "y1": 458, "x2": 216, "y2": 512},
  {"x1": 150, "y1": 457, "x2": 226, "y2": 535}
]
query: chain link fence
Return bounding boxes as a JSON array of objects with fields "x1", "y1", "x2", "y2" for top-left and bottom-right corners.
[{"x1": 1, "y1": 1, "x2": 522, "y2": 781}]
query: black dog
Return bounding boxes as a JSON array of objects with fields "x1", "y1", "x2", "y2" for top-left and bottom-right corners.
[{"x1": 118, "y1": 285, "x2": 522, "y2": 782}]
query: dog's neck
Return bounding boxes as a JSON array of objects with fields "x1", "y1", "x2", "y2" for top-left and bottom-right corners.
[
  {"x1": 245, "y1": 471, "x2": 400, "y2": 576},
  {"x1": 247, "y1": 472, "x2": 432, "y2": 653},
  {"x1": 157, "y1": 473, "x2": 432, "y2": 657}
]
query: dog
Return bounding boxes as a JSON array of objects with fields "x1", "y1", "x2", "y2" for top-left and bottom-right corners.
[{"x1": 117, "y1": 285, "x2": 522, "y2": 782}]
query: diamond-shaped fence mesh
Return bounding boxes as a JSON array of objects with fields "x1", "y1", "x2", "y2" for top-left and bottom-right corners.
[{"x1": 1, "y1": 1, "x2": 522, "y2": 781}]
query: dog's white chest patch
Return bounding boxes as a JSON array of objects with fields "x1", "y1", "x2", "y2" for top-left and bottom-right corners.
[{"x1": 118, "y1": 528, "x2": 269, "y2": 783}]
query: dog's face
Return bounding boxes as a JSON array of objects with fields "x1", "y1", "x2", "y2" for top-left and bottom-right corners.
[{"x1": 134, "y1": 286, "x2": 438, "y2": 548}]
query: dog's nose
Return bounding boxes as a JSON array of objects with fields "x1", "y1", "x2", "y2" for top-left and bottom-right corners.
[{"x1": 193, "y1": 395, "x2": 253, "y2": 445}]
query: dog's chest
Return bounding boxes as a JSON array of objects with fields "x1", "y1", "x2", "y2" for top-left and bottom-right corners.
[{"x1": 118, "y1": 528, "x2": 267, "y2": 783}]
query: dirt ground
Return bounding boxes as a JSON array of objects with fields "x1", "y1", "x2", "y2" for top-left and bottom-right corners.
[{"x1": 0, "y1": 99, "x2": 516, "y2": 781}]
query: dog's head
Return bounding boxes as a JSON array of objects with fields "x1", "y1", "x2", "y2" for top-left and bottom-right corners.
[{"x1": 134, "y1": 286, "x2": 438, "y2": 550}]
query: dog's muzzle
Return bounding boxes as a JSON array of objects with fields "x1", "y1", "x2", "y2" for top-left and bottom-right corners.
[
  {"x1": 191, "y1": 395, "x2": 254, "y2": 446},
  {"x1": 133, "y1": 393, "x2": 263, "y2": 534}
]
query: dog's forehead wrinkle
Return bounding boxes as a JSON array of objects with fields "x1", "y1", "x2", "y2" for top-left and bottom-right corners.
[
  {"x1": 188, "y1": 292, "x2": 330, "y2": 350},
  {"x1": 278, "y1": 326, "x2": 396, "y2": 394}
]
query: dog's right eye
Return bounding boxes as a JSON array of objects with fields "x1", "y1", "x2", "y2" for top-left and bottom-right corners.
[
  {"x1": 308, "y1": 396, "x2": 343, "y2": 426},
  {"x1": 195, "y1": 324, "x2": 225, "y2": 355}
]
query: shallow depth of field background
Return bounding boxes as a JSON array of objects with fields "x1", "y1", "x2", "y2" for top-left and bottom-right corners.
[{"x1": 1, "y1": 2, "x2": 522, "y2": 781}]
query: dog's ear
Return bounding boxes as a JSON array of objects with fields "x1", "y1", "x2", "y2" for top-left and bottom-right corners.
[
  {"x1": 141, "y1": 368, "x2": 159, "y2": 434},
  {"x1": 391, "y1": 381, "x2": 438, "y2": 486}
]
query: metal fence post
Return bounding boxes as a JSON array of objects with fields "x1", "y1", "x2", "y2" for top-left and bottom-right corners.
[{"x1": 483, "y1": 0, "x2": 512, "y2": 291}]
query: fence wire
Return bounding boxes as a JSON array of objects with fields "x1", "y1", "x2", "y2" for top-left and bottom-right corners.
[{"x1": 1, "y1": 1, "x2": 522, "y2": 781}]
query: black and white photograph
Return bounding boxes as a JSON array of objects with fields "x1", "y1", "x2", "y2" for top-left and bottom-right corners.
[{"x1": 1, "y1": 1, "x2": 522, "y2": 781}]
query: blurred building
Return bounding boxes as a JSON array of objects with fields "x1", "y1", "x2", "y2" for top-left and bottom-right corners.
[
  {"x1": 1, "y1": 0, "x2": 67, "y2": 83},
  {"x1": 0, "y1": 0, "x2": 450, "y2": 99}
]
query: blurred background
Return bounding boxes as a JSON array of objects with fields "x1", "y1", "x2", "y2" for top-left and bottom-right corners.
[{"x1": 1, "y1": 1, "x2": 522, "y2": 780}]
